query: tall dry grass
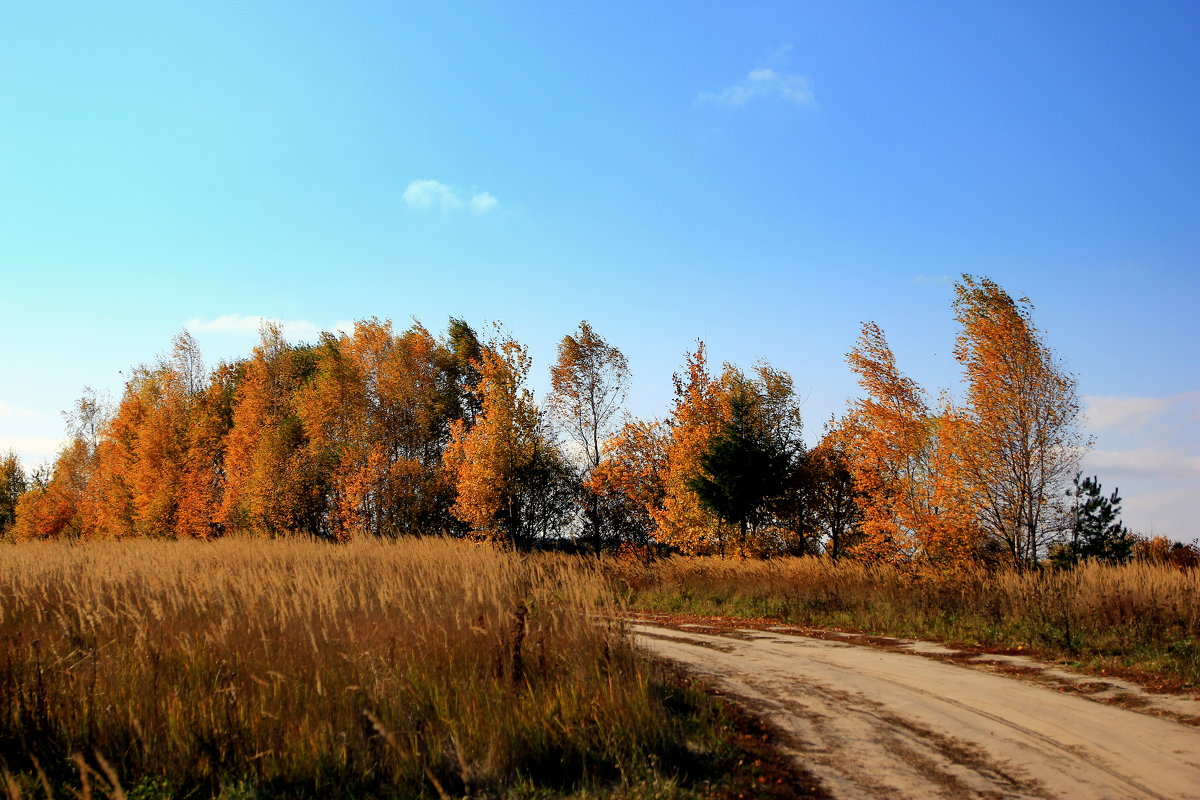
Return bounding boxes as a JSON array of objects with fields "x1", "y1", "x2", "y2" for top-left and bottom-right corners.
[
  {"x1": 0, "y1": 538, "x2": 740, "y2": 798},
  {"x1": 612, "y1": 557, "x2": 1200, "y2": 686}
]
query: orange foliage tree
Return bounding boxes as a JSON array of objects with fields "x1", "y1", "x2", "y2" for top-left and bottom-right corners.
[
  {"x1": 951, "y1": 275, "x2": 1086, "y2": 569},
  {"x1": 86, "y1": 333, "x2": 219, "y2": 538},
  {"x1": 645, "y1": 344, "x2": 805, "y2": 557},
  {"x1": 649, "y1": 343, "x2": 727, "y2": 554},
  {"x1": 175, "y1": 361, "x2": 238, "y2": 538},
  {"x1": 835, "y1": 322, "x2": 980, "y2": 568},
  {"x1": 586, "y1": 418, "x2": 669, "y2": 554},
  {"x1": 11, "y1": 391, "x2": 106, "y2": 539},
  {"x1": 443, "y1": 336, "x2": 571, "y2": 548},
  {"x1": 220, "y1": 324, "x2": 324, "y2": 537},
  {"x1": 12, "y1": 281, "x2": 1087, "y2": 562},
  {"x1": 297, "y1": 319, "x2": 460, "y2": 539},
  {"x1": 11, "y1": 443, "x2": 90, "y2": 539}
]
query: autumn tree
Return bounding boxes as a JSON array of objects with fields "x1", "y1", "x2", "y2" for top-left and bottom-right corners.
[
  {"x1": 89, "y1": 368, "x2": 171, "y2": 537},
  {"x1": 952, "y1": 275, "x2": 1086, "y2": 569},
  {"x1": 0, "y1": 451, "x2": 27, "y2": 536},
  {"x1": 297, "y1": 319, "x2": 462, "y2": 539},
  {"x1": 11, "y1": 391, "x2": 107, "y2": 539},
  {"x1": 837, "y1": 322, "x2": 980, "y2": 567},
  {"x1": 84, "y1": 332, "x2": 210, "y2": 538},
  {"x1": 130, "y1": 333, "x2": 205, "y2": 536},
  {"x1": 221, "y1": 324, "x2": 324, "y2": 537},
  {"x1": 11, "y1": 446, "x2": 85, "y2": 539},
  {"x1": 586, "y1": 418, "x2": 668, "y2": 555},
  {"x1": 836, "y1": 323, "x2": 934, "y2": 562},
  {"x1": 1132, "y1": 536, "x2": 1200, "y2": 569},
  {"x1": 548, "y1": 321, "x2": 629, "y2": 555},
  {"x1": 176, "y1": 361, "x2": 238, "y2": 538},
  {"x1": 444, "y1": 336, "x2": 571, "y2": 548},
  {"x1": 650, "y1": 343, "x2": 727, "y2": 554},
  {"x1": 649, "y1": 346, "x2": 806, "y2": 557}
]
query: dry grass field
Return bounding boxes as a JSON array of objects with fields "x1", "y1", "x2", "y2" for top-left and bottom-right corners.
[
  {"x1": 0, "y1": 538, "x2": 794, "y2": 799},
  {"x1": 4, "y1": 538, "x2": 1195, "y2": 799},
  {"x1": 612, "y1": 557, "x2": 1200, "y2": 688}
]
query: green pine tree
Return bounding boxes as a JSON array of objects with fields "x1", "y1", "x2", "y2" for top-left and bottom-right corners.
[
  {"x1": 0, "y1": 450, "x2": 27, "y2": 536},
  {"x1": 688, "y1": 383, "x2": 791, "y2": 556},
  {"x1": 1064, "y1": 472, "x2": 1135, "y2": 565}
]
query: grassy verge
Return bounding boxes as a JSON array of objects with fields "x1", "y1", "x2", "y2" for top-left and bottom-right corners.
[
  {"x1": 0, "y1": 538, "x2": 814, "y2": 799},
  {"x1": 609, "y1": 557, "x2": 1200, "y2": 690}
]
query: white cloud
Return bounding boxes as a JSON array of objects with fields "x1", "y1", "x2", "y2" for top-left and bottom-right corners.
[
  {"x1": 1084, "y1": 447, "x2": 1200, "y2": 477},
  {"x1": 403, "y1": 179, "x2": 463, "y2": 212},
  {"x1": 767, "y1": 43, "x2": 794, "y2": 63},
  {"x1": 1079, "y1": 390, "x2": 1200, "y2": 541},
  {"x1": 912, "y1": 274, "x2": 952, "y2": 285},
  {"x1": 403, "y1": 180, "x2": 499, "y2": 214},
  {"x1": 0, "y1": 401, "x2": 38, "y2": 418},
  {"x1": 1084, "y1": 390, "x2": 1200, "y2": 432},
  {"x1": 0, "y1": 434, "x2": 65, "y2": 466},
  {"x1": 697, "y1": 67, "x2": 816, "y2": 109},
  {"x1": 1120, "y1": 488, "x2": 1200, "y2": 543},
  {"x1": 470, "y1": 191, "x2": 499, "y2": 214},
  {"x1": 186, "y1": 315, "x2": 354, "y2": 342}
]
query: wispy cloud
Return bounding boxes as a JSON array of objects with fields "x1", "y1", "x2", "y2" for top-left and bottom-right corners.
[
  {"x1": 1084, "y1": 447, "x2": 1200, "y2": 477},
  {"x1": 1118, "y1": 487, "x2": 1199, "y2": 542},
  {"x1": 767, "y1": 43, "x2": 794, "y2": 63},
  {"x1": 469, "y1": 191, "x2": 498, "y2": 214},
  {"x1": 186, "y1": 315, "x2": 354, "y2": 341},
  {"x1": 402, "y1": 180, "x2": 500, "y2": 214},
  {"x1": 1080, "y1": 390, "x2": 1200, "y2": 540},
  {"x1": 912, "y1": 274, "x2": 952, "y2": 285},
  {"x1": 697, "y1": 68, "x2": 815, "y2": 109},
  {"x1": 0, "y1": 401, "x2": 39, "y2": 418},
  {"x1": 1084, "y1": 390, "x2": 1200, "y2": 432},
  {"x1": 0, "y1": 434, "x2": 64, "y2": 464}
]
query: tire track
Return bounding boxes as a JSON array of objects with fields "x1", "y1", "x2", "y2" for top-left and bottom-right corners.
[{"x1": 632, "y1": 623, "x2": 1200, "y2": 799}]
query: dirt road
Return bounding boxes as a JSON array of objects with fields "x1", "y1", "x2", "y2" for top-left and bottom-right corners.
[{"x1": 630, "y1": 618, "x2": 1200, "y2": 799}]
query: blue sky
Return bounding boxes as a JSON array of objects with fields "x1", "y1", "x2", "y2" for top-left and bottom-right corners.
[{"x1": 1, "y1": 1, "x2": 1197, "y2": 540}]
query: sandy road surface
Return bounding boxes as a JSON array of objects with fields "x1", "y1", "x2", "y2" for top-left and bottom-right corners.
[{"x1": 630, "y1": 620, "x2": 1200, "y2": 800}]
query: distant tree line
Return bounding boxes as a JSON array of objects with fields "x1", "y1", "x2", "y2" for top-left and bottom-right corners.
[{"x1": 2, "y1": 276, "x2": 1193, "y2": 570}]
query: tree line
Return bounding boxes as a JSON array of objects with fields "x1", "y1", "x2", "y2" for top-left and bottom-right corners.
[{"x1": 1, "y1": 275, "x2": 1186, "y2": 569}]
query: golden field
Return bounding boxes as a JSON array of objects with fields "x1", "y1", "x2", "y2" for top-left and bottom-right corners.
[{"x1": 0, "y1": 538, "x2": 772, "y2": 799}]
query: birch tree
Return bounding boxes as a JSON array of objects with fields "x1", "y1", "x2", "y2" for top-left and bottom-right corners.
[
  {"x1": 548, "y1": 321, "x2": 629, "y2": 554},
  {"x1": 952, "y1": 275, "x2": 1087, "y2": 569}
]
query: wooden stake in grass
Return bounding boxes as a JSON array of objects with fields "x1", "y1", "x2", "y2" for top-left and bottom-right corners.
[
  {"x1": 511, "y1": 601, "x2": 527, "y2": 689},
  {"x1": 364, "y1": 710, "x2": 450, "y2": 800}
]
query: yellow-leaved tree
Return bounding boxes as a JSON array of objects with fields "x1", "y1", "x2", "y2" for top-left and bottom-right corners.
[
  {"x1": 297, "y1": 319, "x2": 459, "y2": 539},
  {"x1": 586, "y1": 418, "x2": 669, "y2": 555},
  {"x1": 12, "y1": 391, "x2": 106, "y2": 539},
  {"x1": 650, "y1": 343, "x2": 729, "y2": 554},
  {"x1": 443, "y1": 336, "x2": 571, "y2": 548},
  {"x1": 220, "y1": 324, "x2": 323, "y2": 536},
  {"x1": 836, "y1": 322, "x2": 980, "y2": 568},
  {"x1": 951, "y1": 274, "x2": 1086, "y2": 569}
]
